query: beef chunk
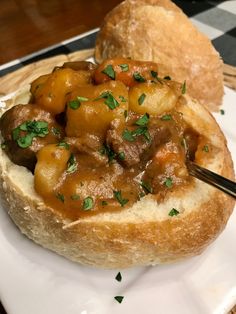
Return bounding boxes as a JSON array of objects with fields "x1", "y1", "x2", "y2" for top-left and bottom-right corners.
[
  {"x1": 106, "y1": 118, "x2": 171, "y2": 167},
  {"x1": 0, "y1": 104, "x2": 64, "y2": 171},
  {"x1": 65, "y1": 134, "x2": 108, "y2": 166}
]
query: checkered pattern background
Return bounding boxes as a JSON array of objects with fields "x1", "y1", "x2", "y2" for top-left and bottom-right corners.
[{"x1": 0, "y1": 0, "x2": 235, "y2": 77}]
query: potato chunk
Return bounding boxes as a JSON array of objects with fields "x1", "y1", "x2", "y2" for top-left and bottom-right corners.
[
  {"x1": 66, "y1": 80, "x2": 128, "y2": 140},
  {"x1": 129, "y1": 81, "x2": 181, "y2": 115},
  {"x1": 31, "y1": 68, "x2": 92, "y2": 115},
  {"x1": 34, "y1": 144, "x2": 70, "y2": 197}
]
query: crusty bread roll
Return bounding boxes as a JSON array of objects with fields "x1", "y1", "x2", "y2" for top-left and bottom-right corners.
[
  {"x1": 95, "y1": 0, "x2": 224, "y2": 111},
  {"x1": 0, "y1": 85, "x2": 234, "y2": 269}
]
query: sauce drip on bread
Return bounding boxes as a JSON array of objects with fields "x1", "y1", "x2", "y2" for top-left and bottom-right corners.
[{"x1": 0, "y1": 58, "x2": 202, "y2": 219}]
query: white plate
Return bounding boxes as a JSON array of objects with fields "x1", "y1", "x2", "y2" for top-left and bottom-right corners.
[{"x1": 0, "y1": 87, "x2": 235, "y2": 314}]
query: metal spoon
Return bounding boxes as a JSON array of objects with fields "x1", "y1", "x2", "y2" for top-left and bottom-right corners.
[{"x1": 186, "y1": 160, "x2": 236, "y2": 199}]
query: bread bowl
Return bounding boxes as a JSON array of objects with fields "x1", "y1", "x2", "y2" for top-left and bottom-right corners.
[
  {"x1": 0, "y1": 57, "x2": 234, "y2": 269},
  {"x1": 95, "y1": 0, "x2": 224, "y2": 111}
]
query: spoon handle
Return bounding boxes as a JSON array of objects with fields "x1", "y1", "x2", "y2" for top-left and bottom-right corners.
[{"x1": 187, "y1": 161, "x2": 236, "y2": 199}]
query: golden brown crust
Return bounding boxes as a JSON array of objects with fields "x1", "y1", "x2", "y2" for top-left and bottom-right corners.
[
  {"x1": 95, "y1": 0, "x2": 224, "y2": 111},
  {"x1": 0, "y1": 87, "x2": 234, "y2": 268}
]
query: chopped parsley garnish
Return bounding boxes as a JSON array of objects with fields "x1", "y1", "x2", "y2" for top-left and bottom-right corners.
[
  {"x1": 138, "y1": 192, "x2": 146, "y2": 200},
  {"x1": 181, "y1": 80, "x2": 186, "y2": 94},
  {"x1": 0, "y1": 142, "x2": 6, "y2": 149},
  {"x1": 164, "y1": 75, "x2": 171, "y2": 80},
  {"x1": 113, "y1": 190, "x2": 129, "y2": 207},
  {"x1": 82, "y1": 196, "x2": 94, "y2": 210},
  {"x1": 118, "y1": 151, "x2": 125, "y2": 160},
  {"x1": 115, "y1": 272, "x2": 122, "y2": 282},
  {"x1": 68, "y1": 96, "x2": 88, "y2": 110},
  {"x1": 68, "y1": 99, "x2": 80, "y2": 110},
  {"x1": 164, "y1": 177, "x2": 173, "y2": 188},
  {"x1": 124, "y1": 110, "x2": 128, "y2": 119},
  {"x1": 119, "y1": 64, "x2": 129, "y2": 72},
  {"x1": 66, "y1": 153, "x2": 78, "y2": 174},
  {"x1": 51, "y1": 127, "x2": 61, "y2": 135},
  {"x1": 220, "y1": 109, "x2": 225, "y2": 115},
  {"x1": 202, "y1": 145, "x2": 209, "y2": 152},
  {"x1": 133, "y1": 72, "x2": 146, "y2": 82},
  {"x1": 138, "y1": 93, "x2": 146, "y2": 105},
  {"x1": 140, "y1": 180, "x2": 153, "y2": 194},
  {"x1": 122, "y1": 126, "x2": 151, "y2": 143},
  {"x1": 119, "y1": 95, "x2": 127, "y2": 102},
  {"x1": 57, "y1": 141, "x2": 70, "y2": 150},
  {"x1": 122, "y1": 129, "x2": 135, "y2": 142},
  {"x1": 71, "y1": 194, "x2": 80, "y2": 200},
  {"x1": 101, "y1": 200, "x2": 108, "y2": 206},
  {"x1": 135, "y1": 113, "x2": 149, "y2": 126},
  {"x1": 150, "y1": 70, "x2": 163, "y2": 83},
  {"x1": 100, "y1": 144, "x2": 116, "y2": 162},
  {"x1": 151, "y1": 70, "x2": 158, "y2": 78},
  {"x1": 15, "y1": 134, "x2": 33, "y2": 148},
  {"x1": 77, "y1": 96, "x2": 89, "y2": 102},
  {"x1": 102, "y1": 64, "x2": 115, "y2": 79},
  {"x1": 161, "y1": 114, "x2": 172, "y2": 121},
  {"x1": 12, "y1": 120, "x2": 49, "y2": 148},
  {"x1": 56, "y1": 193, "x2": 65, "y2": 203},
  {"x1": 114, "y1": 296, "x2": 124, "y2": 304},
  {"x1": 96, "y1": 91, "x2": 119, "y2": 110},
  {"x1": 169, "y1": 208, "x2": 179, "y2": 217}
]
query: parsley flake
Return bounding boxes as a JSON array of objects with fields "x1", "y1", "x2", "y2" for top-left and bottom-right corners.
[
  {"x1": 151, "y1": 70, "x2": 158, "y2": 78},
  {"x1": 113, "y1": 190, "x2": 129, "y2": 207},
  {"x1": 133, "y1": 72, "x2": 146, "y2": 82},
  {"x1": 57, "y1": 141, "x2": 70, "y2": 150},
  {"x1": 122, "y1": 126, "x2": 151, "y2": 143},
  {"x1": 164, "y1": 75, "x2": 171, "y2": 80},
  {"x1": 0, "y1": 142, "x2": 6, "y2": 149},
  {"x1": 102, "y1": 64, "x2": 115, "y2": 79},
  {"x1": 101, "y1": 200, "x2": 108, "y2": 206},
  {"x1": 115, "y1": 272, "x2": 122, "y2": 282},
  {"x1": 82, "y1": 196, "x2": 94, "y2": 210},
  {"x1": 119, "y1": 64, "x2": 129, "y2": 72},
  {"x1": 150, "y1": 70, "x2": 163, "y2": 83},
  {"x1": 68, "y1": 96, "x2": 88, "y2": 110},
  {"x1": 220, "y1": 109, "x2": 225, "y2": 115},
  {"x1": 16, "y1": 134, "x2": 34, "y2": 148},
  {"x1": 202, "y1": 145, "x2": 209, "y2": 152},
  {"x1": 96, "y1": 91, "x2": 119, "y2": 110},
  {"x1": 51, "y1": 127, "x2": 61, "y2": 135},
  {"x1": 68, "y1": 99, "x2": 80, "y2": 110},
  {"x1": 161, "y1": 114, "x2": 172, "y2": 121},
  {"x1": 56, "y1": 193, "x2": 65, "y2": 203},
  {"x1": 181, "y1": 80, "x2": 186, "y2": 94},
  {"x1": 169, "y1": 208, "x2": 179, "y2": 217},
  {"x1": 12, "y1": 120, "x2": 49, "y2": 148},
  {"x1": 118, "y1": 151, "x2": 125, "y2": 160},
  {"x1": 124, "y1": 110, "x2": 128, "y2": 119},
  {"x1": 138, "y1": 93, "x2": 146, "y2": 105},
  {"x1": 67, "y1": 153, "x2": 78, "y2": 174},
  {"x1": 71, "y1": 194, "x2": 80, "y2": 200},
  {"x1": 100, "y1": 144, "x2": 116, "y2": 162},
  {"x1": 140, "y1": 180, "x2": 153, "y2": 194},
  {"x1": 77, "y1": 96, "x2": 89, "y2": 102},
  {"x1": 135, "y1": 113, "x2": 149, "y2": 126},
  {"x1": 164, "y1": 177, "x2": 173, "y2": 188},
  {"x1": 119, "y1": 95, "x2": 127, "y2": 102},
  {"x1": 114, "y1": 296, "x2": 124, "y2": 304},
  {"x1": 122, "y1": 129, "x2": 135, "y2": 142}
]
